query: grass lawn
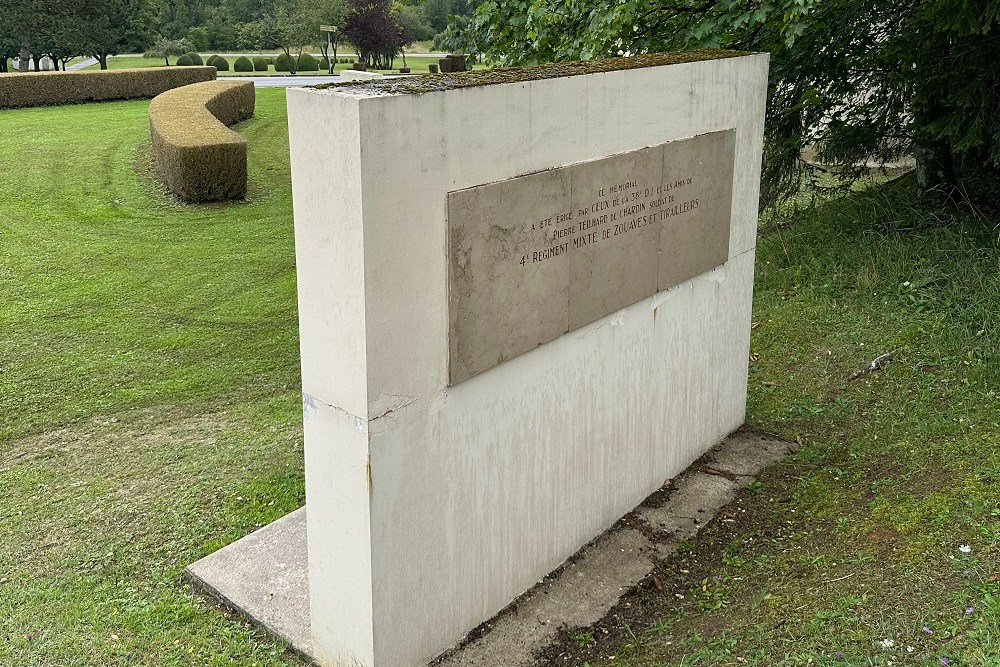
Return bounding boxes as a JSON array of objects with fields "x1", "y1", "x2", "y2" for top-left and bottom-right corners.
[
  {"x1": 550, "y1": 184, "x2": 1000, "y2": 665},
  {"x1": 0, "y1": 89, "x2": 307, "y2": 664},
  {"x1": 1, "y1": 89, "x2": 998, "y2": 666},
  {"x1": 83, "y1": 54, "x2": 488, "y2": 75}
]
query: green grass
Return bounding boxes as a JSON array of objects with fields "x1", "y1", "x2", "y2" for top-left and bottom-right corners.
[
  {"x1": 82, "y1": 54, "x2": 487, "y2": 74},
  {"x1": 0, "y1": 89, "x2": 307, "y2": 665},
  {"x1": 2, "y1": 90, "x2": 998, "y2": 666},
  {"x1": 552, "y1": 183, "x2": 1000, "y2": 665}
]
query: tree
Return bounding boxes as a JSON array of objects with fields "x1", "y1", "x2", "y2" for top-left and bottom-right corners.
[
  {"x1": 0, "y1": 37, "x2": 18, "y2": 72},
  {"x1": 299, "y1": 0, "x2": 348, "y2": 71},
  {"x1": 77, "y1": 0, "x2": 156, "y2": 69},
  {"x1": 143, "y1": 35, "x2": 193, "y2": 64},
  {"x1": 237, "y1": 0, "x2": 314, "y2": 74},
  {"x1": 343, "y1": 0, "x2": 405, "y2": 69},
  {"x1": 468, "y1": 0, "x2": 1000, "y2": 201}
]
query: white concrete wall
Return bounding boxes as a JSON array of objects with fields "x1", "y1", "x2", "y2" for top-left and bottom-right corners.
[{"x1": 287, "y1": 52, "x2": 769, "y2": 667}]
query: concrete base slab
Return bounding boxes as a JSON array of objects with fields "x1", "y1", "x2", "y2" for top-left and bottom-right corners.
[
  {"x1": 184, "y1": 507, "x2": 312, "y2": 658},
  {"x1": 185, "y1": 431, "x2": 790, "y2": 666}
]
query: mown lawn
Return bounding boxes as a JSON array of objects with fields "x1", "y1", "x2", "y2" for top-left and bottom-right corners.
[
  {"x1": 552, "y1": 184, "x2": 1000, "y2": 666},
  {"x1": 1, "y1": 89, "x2": 997, "y2": 667},
  {"x1": 0, "y1": 89, "x2": 308, "y2": 665}
]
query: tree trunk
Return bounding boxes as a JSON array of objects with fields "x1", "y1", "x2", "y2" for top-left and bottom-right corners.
[
  {"x1": 914, "y1": 140, "x2": 955, "y2": 191},
  {"x1": 19, "y1": 36, "x2": 29, "y2": 72},
  {"x1": 96, "y1": 53, "x2": 108, "y2": 69},
  {"x1": 164, "y1": 56, "x2": 170, "y2": 66}
]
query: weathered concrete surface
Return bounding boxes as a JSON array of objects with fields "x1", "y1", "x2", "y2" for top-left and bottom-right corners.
[
  {"x1": 447, "y1": 130, "x2": 736, "y2": 384},
  {"x1": 287, "y1": 51, "x2": 770, "y2": 667},
  {"x1": 185, "y1": 431, "x2": 790, "y2": 666},
  {"x1": 184, "y1": 507, "x2": 312, "y2": 657}
]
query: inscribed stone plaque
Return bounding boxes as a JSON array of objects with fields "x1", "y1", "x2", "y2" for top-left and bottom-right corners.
[{"x1": 448, "y1": 129, "x2": 736, "y2": 384}]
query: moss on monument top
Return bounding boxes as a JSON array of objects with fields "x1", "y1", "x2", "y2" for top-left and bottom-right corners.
[{"x1": 313, "y1": 50, "x2": 755, "y2": 96}]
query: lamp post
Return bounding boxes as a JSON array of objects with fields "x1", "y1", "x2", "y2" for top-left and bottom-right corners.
[{"x1": 320, "y1": 25, "x2": 336, "y2": 75}]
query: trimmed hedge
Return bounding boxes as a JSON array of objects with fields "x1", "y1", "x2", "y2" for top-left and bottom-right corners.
[
  {"x1": 185, "y1": 52, "x2": 204, "y2": 66},
  {"x1": 297, "y1": 53, "x2": 319, "y2": 71},
  {"x1": 234, "y1": 56, "x2": 254, "y2": 72},
  {"x1": 149, "y1": 80, "x2": 255, "y2": 203},
  {"x1": 205, "y1": 54, "x2": 219, "y2": 67},
  {"x1": 0, "y1": 66, "x2": 217, "y2": 109},
  {"x1": 252, "y1": 57, "x2": 268, "y2": 71},
  {"x1": 213, "y1": 56, "x2": 230, "y2": 72},
  {"x1": 274, "y1": 53, "x2": 293, "y2": 72},
  {"x1": 176, "y1": 54, "x2": 193, "y2": 66}
]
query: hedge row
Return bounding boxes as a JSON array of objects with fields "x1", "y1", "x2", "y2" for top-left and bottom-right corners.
[
  {"x1": 149, "y1": 80, "x2": 255, "y2": 203},
  {"x1": 0, "y1": 66, "x2": 216, "y2": 109}
]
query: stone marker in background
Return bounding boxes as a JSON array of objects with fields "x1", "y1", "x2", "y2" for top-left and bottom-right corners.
[{"x1": 281, "y1": 51, "x2": 766, "y2": 667}]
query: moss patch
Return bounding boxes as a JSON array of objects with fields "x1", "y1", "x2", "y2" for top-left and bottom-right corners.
[{"x1": 314, "y1": 50, "x2": 754, "y2": 96}]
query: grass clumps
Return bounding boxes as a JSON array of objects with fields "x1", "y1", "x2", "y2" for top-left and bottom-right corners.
[
  {"x1": 149, "y1": 79, "x2": 255, "y2": 202},
  {"x1": 234, "y1": 56, "x2": 254, "y2": 72},
  {"x1": 0, "y1": 66, "x2": 216, "y2": 109}
]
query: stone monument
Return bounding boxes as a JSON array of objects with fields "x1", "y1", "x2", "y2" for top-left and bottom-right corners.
[
  {"x1": 188, "y1": 50, "x2": 769, "y2": 667},
  {"x1": 285, "y1": 50, "x2": 768, "y2": 667}
]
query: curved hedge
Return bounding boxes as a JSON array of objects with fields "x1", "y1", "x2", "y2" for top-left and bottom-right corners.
[
  {"x1": 185, "y1": 52, "x2": 204, "y2": 66},
  {"x1": 176, "y1": 54, "x2": 193, "y2": 66},
  {"x1": 149, "y1": 80, "x2": 255, "y2": 202},
  {"x1": 234, "y1": 56, "x2": 253, "y2": 72},
  {"x1": 252, "y1": 57, "x2": 268, "y2": 71},
  {"x1": 0, "y1": 66, "x2": 216, "y2": 109},
  {"x1": 213, "y1": 56, "x2": 230, "y2": 72}
]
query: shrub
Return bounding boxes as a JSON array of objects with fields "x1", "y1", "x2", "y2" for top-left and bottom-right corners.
[
  {"x1": 297, "y1": 53, "x2": 319, "y2": 71},
  {"x1": 251, "y1": 57, "x2": 268, "y2": 72},
  {"x1": 206, "y1": 54, "x2": 219, "y2": 67},
  {"x1": 317, "y1": 55, "x2": 329, "y2": 70},
  {"x1": 175, "y1": 54, "x2": 194, "y2": 66},
  {"x1": 149, "y1": 80, "x2": 256, "y2": 202},
  {"x1": 0, "y1": 66, "x2": 217, "y2": 109},
  {"x1": 213, "y1": 56, "x2": 230, "y2": 71},
  {"x1": 274, "y1": 53, "x2": 293, "y2": 72},
  {"x1": 184, "y1": 52, "x2": 204, "y2": 66}
]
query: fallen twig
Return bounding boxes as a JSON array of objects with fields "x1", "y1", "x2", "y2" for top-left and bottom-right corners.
[
  {"x1": 823, "y1": 572, "x2": 856, "y2": 584},
  {"x1": 847, "y1": 350, "x2": 897, "y2": 381}
]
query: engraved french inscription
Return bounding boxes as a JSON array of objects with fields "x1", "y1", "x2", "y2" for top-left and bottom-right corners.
[{"x1": 448, "y1": 129, "x2": 736, "y2": 384}]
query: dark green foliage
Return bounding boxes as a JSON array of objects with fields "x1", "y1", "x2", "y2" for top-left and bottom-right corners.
[
  {"x1": 206, "y1": 54, "x2": 220, "y2": 66},
  {"x1": 0, "y1": 66, "x2": 215, "y2": 108},
  {"x1": 234, "y1": 56, "x2": 254, "y2": 71},
  {"x1": 252, "y1": 57, "x2": 269, "y2": 71},
  {"x1": 296, "y1": 52, "x2": 318, "y2": 71},
  {"x1": 273, "y1": 52, "x2": 292, "y2": 71},
  {"x1": 175, "y1": 53, "x2": 194, "y2": 66},
  {"x1": 184, "y1": 51, "x2": 203, "y2": 66},
  {"x1": 213, "y1": 55, "x2": 229, "y2": 71},
  {"x1": 469, "y1": 0, "x2": 1000, "y2": 200}
]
